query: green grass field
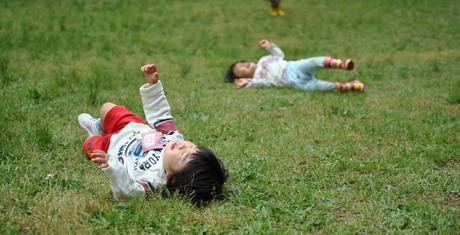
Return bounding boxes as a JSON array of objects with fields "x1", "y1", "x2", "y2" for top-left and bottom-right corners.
[{"x1": 1, "y1": 0, "x2": 459, "y2": 233}]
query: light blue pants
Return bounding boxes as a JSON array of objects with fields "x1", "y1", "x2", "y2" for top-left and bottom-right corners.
[{"x1": 285, "y1": 56, "x2": 335, "y2": 91}]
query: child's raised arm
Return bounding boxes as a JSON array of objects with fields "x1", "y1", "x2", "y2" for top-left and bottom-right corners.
[
  {"x1": 139, "y1": 64, "x2": 179, "y2": 133},
  {"x1": 260, "y1": 39, "x2": 284, "y2": 59}
]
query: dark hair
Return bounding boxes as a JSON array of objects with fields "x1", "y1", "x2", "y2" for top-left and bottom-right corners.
[
  {"x1": 225, "y1": 60, "x2": 247, "y2": 83},
  {"x1": 165, "y1": 146, "x2": 229, "y2": 204}
]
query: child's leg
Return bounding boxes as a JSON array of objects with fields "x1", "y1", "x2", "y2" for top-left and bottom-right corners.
[
  {"x1": 302, "y1": 77, "x2": 336, "y2": 91},
  {"x1": 99, "y1": 103, "x2": 146, "y2": 134},
  {"x1": 99, "y1": 102, "x2": 117, "y2": 131},
  {"x1": 78, "y1": 102, "x2": 117, "y2": 137},
  {"x1": 290, "y1": 57, "x2": 328, "y2": 75},
  {"x1": 78, "y1": 102, "x2": 135, "y2": 137},
  {"x1": 270, "y1": 0, "x2": 280, "y2": 8},
  {"x1": 273, "y1": 0, "x2": 284, "y2": 16},
  {"x1": 288, "y1": 76, "x2": 335, "y2": 91},
  {"x1": 286, "y1": 60, "x2": 335, "y2": 91},
  {"x1": 286, "y1": 58, "x2": 363, "y2": 92},
  {"x1": 268, "y1": 0, "x2": 280, "y2": 16},
  {"x1": 293, "y1": 56, "x2": 353, "y2": 71},
  {"x1": 79, "y1": 103, "x2": 117, "y2": 159},
  {"x1": 80, "y1": 103, "x2": 148, "y2": 159}
]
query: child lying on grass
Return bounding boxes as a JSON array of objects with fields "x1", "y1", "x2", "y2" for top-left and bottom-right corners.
[
  {"x1": 225, "y1": 39, "x2": 364, "y2": 92},
  {"x1": 78, "y1": 63, "x2": 229, "y2": 203}
]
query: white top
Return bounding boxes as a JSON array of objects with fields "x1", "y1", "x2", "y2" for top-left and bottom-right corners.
[
  {"x1": 101, "y1": 81, "x2": 183, "y2": 201},
  {"x1": 246, "y1": 43, "x2": 289, "y2": 88}
]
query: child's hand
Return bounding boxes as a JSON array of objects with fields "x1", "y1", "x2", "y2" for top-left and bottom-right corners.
[
  {"x1": 259, "y1": 39, "x2": 271, "y2": 49},
  {"x1": 140, "y1": 64, "x2": 159, "y2": 87},
  {"x1": 91, "y1": 150, "x2": 110, "y2": 169},
  {"x1": 235, "y1": 78, "x2": 249, "y2": 87}
]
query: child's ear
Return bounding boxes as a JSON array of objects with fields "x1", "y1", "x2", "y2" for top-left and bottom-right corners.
[{"x1": 165, "y1": 171, "x2": 171, "y2": 180}]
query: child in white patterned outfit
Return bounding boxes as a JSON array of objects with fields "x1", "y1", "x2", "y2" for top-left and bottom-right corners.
[
  {"x1": 78, "y1": 64, "x2": 228, "y2": 203},
  {"x1": 225, "y1": 39, "x2": 364, "y2": 92}
]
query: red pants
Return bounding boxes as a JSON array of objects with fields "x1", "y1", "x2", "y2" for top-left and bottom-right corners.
[{"x1": 82, "y1": 106, "x2": 148, "y2": 159}]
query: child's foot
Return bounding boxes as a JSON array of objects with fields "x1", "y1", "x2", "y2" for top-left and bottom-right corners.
[
  {"x1": 269, "y1": 6, "x2": 278, "y2": 16},
  {"x1": 324, "y1": 56, "x2": 354, "y2": 70},
  {"x1": 348, "y1": 80, "x2": 364, "y2": 92},
  {"x1": 343, "y1": 59, "x2": 354, "y2": 70},
  {"x1": 78, "y1": 113, "x2": 107, "y2": 137},
  {"x1": 334, "y1": 80, "x2": 364, "y2": 92},
  {"x1": 277, "y1": 5, "x2": 285, "y2": 16}
]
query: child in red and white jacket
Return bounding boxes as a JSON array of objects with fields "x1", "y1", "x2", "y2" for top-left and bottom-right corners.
[{"x1": 79, "y1": 64, "x2": 228, "y2": 203}]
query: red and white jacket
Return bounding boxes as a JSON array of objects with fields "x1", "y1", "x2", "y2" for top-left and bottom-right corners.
[{"x1": 102, "y1": 81, "x2": 182, "y2": 201}]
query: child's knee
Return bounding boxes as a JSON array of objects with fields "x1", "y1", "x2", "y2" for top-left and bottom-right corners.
[
  {"x1": 101, "y1": 102, "x2": 117, "y2": 111},
  {"x1": 100, "y1": 102, "x2": 117, "y2": 120}
]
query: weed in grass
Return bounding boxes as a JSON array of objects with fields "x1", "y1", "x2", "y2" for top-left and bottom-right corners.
[
  {"x1": 0, "y1": 56, "x2": 8, "y2": 76},
  {"x1": 177, "y1": 57, "x2": 195, "y2": 78},
  {"x1": 0, "y1": 55, "x2": 15, "y2": 87},
  {"x1": 445, "y1": 88, "x2": 460, "y2": 104},
  {"x1": 27, "y1": 85, "x2": 41, "y2": 102},
  {"x1": 34, "y1": 122, "x2": 53, "y2": 151},
  {"x1": 86, "y1": 78, "x2": 100, "y2": 106}
]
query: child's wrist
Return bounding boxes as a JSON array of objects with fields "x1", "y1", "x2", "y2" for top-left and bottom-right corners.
[{"x1": 144, "y1": 81, "x2": 158, "y2": 88}]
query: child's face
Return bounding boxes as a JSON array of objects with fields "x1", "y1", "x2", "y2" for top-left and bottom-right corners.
[
  {"x1": 233, "y1": 61, "x2": 256, "y2": 78},
  {"x1": 163, "y1": 141, "x2": 197, "y2": 178}
]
